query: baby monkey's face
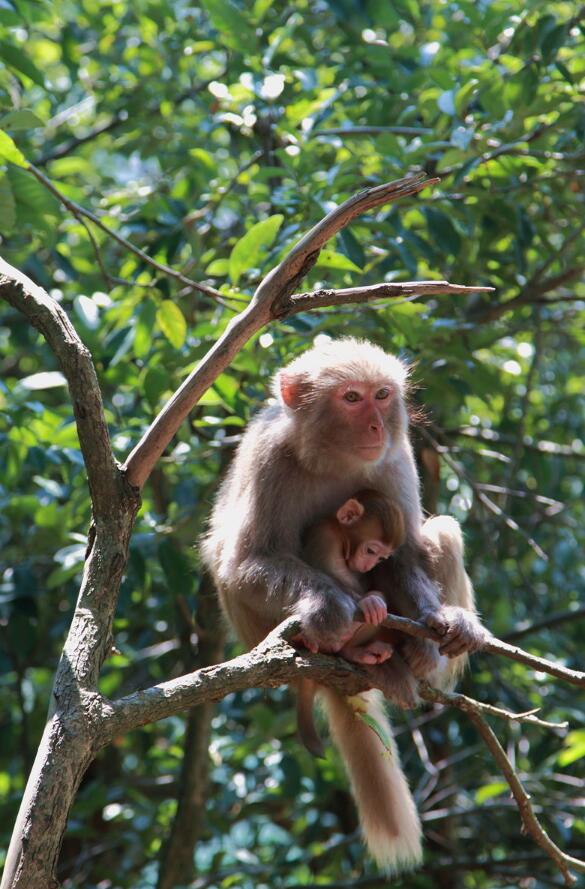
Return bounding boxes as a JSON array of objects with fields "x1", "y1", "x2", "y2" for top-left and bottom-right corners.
[{"x1": 347, "y1": 538, "x2": 394, "y2": 574}]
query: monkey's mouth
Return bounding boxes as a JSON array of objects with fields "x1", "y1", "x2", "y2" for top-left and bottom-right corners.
[{"x1": 356, "y1": 444, "x2": 384, "y2": 460}]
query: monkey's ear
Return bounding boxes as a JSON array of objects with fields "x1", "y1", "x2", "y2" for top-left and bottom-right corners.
[
  {"x1": 278, "y1": 372, "x2": 310, "y2": 410},
  {"x1": 336, "y1": 498, "x2": 364, "y2": 526}
]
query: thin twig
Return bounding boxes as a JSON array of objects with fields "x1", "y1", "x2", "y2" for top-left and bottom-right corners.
[
  {"x1": 504, "y1": 607, "x2": 585, "y2": 642},
  {"x1": 277, "y1": 280, "x2": 494, "y2": 317},
  {"x1": 26, "y1": 164, "x2": 224, "y2": 302},
  {"x1": 446, "y1": 425, "x2": 585, "y2": 460},
  {"x1": 422, "y1": 427, "x2": 548, "y2": 559},
  {"x1": 418, "y1": 683, "x2": 566, "y2": 730},
  {"x1": 421, "y1": 684, "x2": 585, "y2": 885}
]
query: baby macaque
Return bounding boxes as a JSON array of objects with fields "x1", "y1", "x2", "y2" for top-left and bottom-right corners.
[
  {"x1": 297, "y1": 489, "x2": 405, "y2": 756},
  {"x1": 302, "y1": 489, "x2": 404, "y2": 664}
]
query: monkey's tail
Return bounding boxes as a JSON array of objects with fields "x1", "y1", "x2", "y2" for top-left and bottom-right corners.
[{"x1": 322, "y1": 688, "x2": 422, "y2": 872}]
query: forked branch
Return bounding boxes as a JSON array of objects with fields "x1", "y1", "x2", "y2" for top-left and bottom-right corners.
[{"x1": 124, "y1": 173, "x2": 492, "y2": 488}]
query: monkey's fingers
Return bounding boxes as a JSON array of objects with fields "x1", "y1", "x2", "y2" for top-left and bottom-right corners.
[{"x1": 292, "y1": 633, "x2": 319, "y2": 654}]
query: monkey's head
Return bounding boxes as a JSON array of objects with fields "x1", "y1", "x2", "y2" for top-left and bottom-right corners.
[
  {"x1": 275, "y1": 338, "x2": 409, "y2": 469},
  {"x1": 336, "y1": 489, "x2": 405, "y2": 572}
]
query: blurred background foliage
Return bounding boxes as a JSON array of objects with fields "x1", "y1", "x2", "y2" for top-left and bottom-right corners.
[{"x1": 0, "y1": 0, "x2": 584, "y2": 886}]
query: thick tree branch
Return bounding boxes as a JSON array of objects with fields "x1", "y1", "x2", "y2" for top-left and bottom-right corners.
[
  {"x1": 101, "y1": 609, "x2": 584, "y2": 743},
  {"x1": 0, "y1": 257, "x2": 123, "y2": 518}
]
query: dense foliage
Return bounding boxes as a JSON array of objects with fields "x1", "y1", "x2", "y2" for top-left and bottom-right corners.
[{"x1": 0, "y1": 0, "x2": 584, "y2": 886}]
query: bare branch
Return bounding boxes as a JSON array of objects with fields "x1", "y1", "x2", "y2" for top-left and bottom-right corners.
[
  {"x1": 418, "y1": 683, "x2": 566, "y2": 731},
  {"x1": 277, "y1": 280, "x2": 495, "y2": 317},
  {"x1": 421, "y1": 683, "x2": 585, "y2": 885},
  {"x1": 100, "y1": 618, "x2": 367, "y2": 742},
  {"x1": 0, "y1": 257, "x2": 122, "y2": 517},
  {"x1": 446, "y1": 425, "x2": 585, "y2": 460},
  {"x1": 124, "y1": 173, "x2": 466, "y2": 488},
  {"x1": 504, "y1": 607, "x2": 585, "y2": 642}
]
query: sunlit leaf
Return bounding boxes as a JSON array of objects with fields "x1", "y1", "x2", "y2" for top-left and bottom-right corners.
[
  {"x1": 0, "y1": 129, "x2": 27, "y2": 167},
  {"x1": 229, "y1": 214, "x2": 284, "y2": 284},
  {"x1": 156, "y1": 300, "x2": 187, "y2": 348}
]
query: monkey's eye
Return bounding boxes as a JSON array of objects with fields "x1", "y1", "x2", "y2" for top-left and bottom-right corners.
[
  {"x1": 375, "y1": 387, "x2": 391, "y2": 400},
  {"x1": 366, "y1": 547, "x2": 377, "y2": 555},
  {"x1": 343, "y1": 390, "x2": 362, "y2": 403}
]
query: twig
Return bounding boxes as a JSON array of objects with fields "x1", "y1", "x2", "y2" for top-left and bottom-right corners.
[
  {"x1": 418, "y1": 683, "x2": 566, "y2": 730},
  {"x1": 446, "y1": 425, "x2": 585, "y2": 460},
  {"x1": 314, "y1": 125, "x2": 434, "y2": 137},
  {"x1": 276, "y1": 280, "x2": 494, "y2": 317},
  {"x1": 26, "y1": 164, "x2": 224, "y2": 302},
  {"x1": 422, "y1": 427, "x2": 548, "y2": 559},
  {"x1": 504, "y1": 606, "x2": 585, "y2": 642},
  {"x1": 421, "y1": 683, "x2": 585, "y2": 885}
]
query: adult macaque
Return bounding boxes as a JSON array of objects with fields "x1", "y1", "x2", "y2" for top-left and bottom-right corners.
[
  {"x1": 202, "y1": 337, "x2": 488, "y2": 872},
  {"x1": 297, "y1": 489, "x2": 414, "y2": 758}
]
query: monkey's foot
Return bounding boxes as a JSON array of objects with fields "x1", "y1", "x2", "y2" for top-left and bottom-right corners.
[
  {"x1": 427, "y1": 606, "x2": 490, "y2": 657},
  {"x1": 342, "y1": 640, "x2": 394, "y2": 665},
  {"x1": 401, "y1": 636, "x2": 441, "y2": 679}
]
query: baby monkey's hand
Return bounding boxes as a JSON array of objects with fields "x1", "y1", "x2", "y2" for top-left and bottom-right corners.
[{"x1": 358, "y1": 593, "x2": 388, "y2": 625}]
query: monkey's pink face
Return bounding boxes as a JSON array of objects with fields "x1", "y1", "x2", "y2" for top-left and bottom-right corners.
[
  {"x1": 347, "y1": 540, "x2": 394, "y2": 573},
  {"x1": 330, "y1": 381, "x2": 395, "y2": 461}
]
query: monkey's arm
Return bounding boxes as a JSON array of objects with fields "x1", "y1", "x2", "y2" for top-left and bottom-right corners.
[{"x1": 228, "y1": 551, "x2": 360, "y2": 651}]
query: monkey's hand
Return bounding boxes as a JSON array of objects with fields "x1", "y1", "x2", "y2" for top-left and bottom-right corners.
[
  {"x1": 358, "y1": 593, "x2": 388, "y2": 625},
  {"x1": 425, "y1": 605, "x2": 490, "y2": 657},
  {"x1": 292, "y1": 586, "x2": 358, "y2": 654}
]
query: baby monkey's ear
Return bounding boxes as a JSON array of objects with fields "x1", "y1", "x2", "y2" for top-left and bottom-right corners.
[{"x1": 336, "y1": 498, "x2": 364, "y2": 526}]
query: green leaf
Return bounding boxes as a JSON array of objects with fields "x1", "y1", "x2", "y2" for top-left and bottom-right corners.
[
  {"x1": 0, "y1": 109, "x2": 44, "y2": 130},
  {"x1": 200, "y1": 0, "x2": 258, "y2": 52},
  {"x1": 0, "y1": 40, "x2": 46, "y2": 87},
  {"x1": 156, "y1": 300, "x2": 187, "y2": 348},
  {"x1": 558, "y1": 730, "x2": 585, "y2": 767},
  {"x1": 205, "y1": 258, "x2": 229, "y2": 276},
  {"x1": 355, "y1": 711, "x2": 393, "y2": 755},
  {"x1": 475, "y1": 782, "x2": 508, "y2": 804},
  {"x1": 134, "y1": 301, "x2": 157, "y2": 358},
  {"x1": 0, "y1": 129, "x2": 27, "y2": 167},
  {"x1": 315, "y1": 249, "x2": 362, "y2": 272},
  {"x1": 229, "y1": 214, "x2": 284, "y2": 284}
]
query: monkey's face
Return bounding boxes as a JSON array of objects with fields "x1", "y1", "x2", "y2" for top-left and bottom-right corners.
[
  {"x1": 326, "y1": 380, "x2": 396, "y2": 462},
  {"x1": 347, "y1": 538, "x2": 394, "y2": 573}
]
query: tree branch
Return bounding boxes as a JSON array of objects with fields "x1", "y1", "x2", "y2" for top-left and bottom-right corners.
[
  {"x1": 123, "y1": 172, "x2": 491, "y2": 488},
  {"x1": 0, "y1": 257, "x2": 123, "y2": 518},
  {"x1": 421, "y1": 684, "x2": 585, "y2": 885},
  {"x1": 377, "y1": 612, "x2": 585, "y2": 688},
  {"x1": 276, "y1": 280, "x2": 494, "y2": 317}
]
